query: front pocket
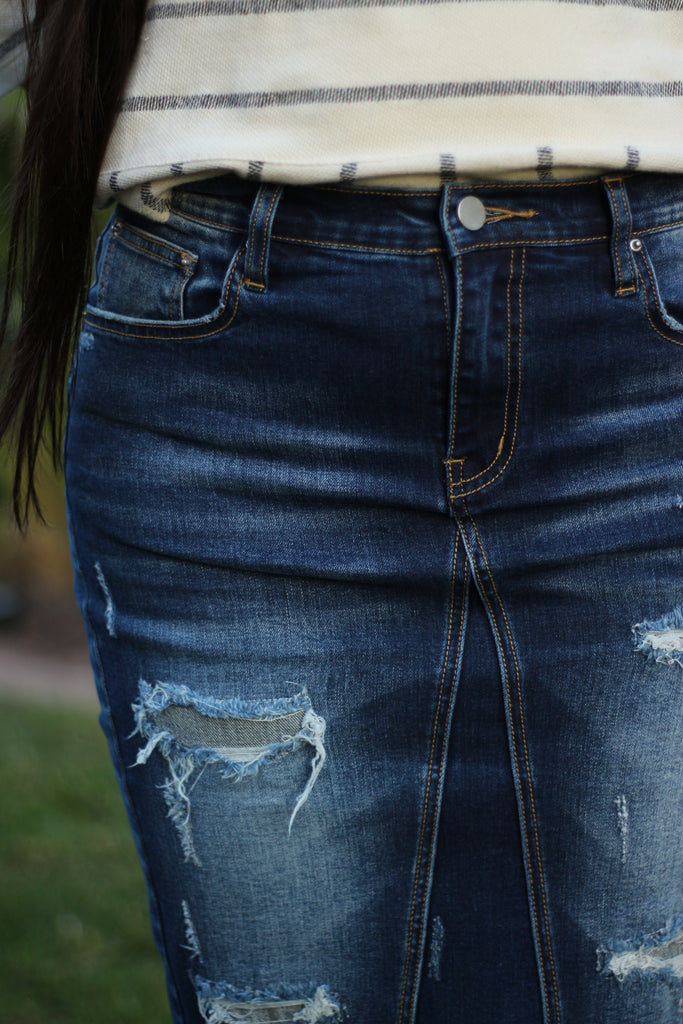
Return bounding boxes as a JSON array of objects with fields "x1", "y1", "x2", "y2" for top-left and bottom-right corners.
[
  {"x1": 94, "y1": 215, "x2": 199, "y2": 322},
  {"x1": 633, "y1": 222, "x2": 683, "y2": 345},
  {"x1": 85, "y1": 207, "x2": 249, "y2": 342}
]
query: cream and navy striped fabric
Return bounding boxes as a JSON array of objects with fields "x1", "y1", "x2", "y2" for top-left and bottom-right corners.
[{"x1": 2, "y1": 0, "x2": 683, "y2": 218}]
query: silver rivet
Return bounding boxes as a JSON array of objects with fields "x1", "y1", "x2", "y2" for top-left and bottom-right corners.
[
  {"x1": 180, "y1": 253, "x2": 192, "y2": 266},
  {"x1": 457, "y1": 195, "x2": 487, "y2": 232},
  {"x1": 629, "y1": 238, "x2": 643, "y2": 252}
]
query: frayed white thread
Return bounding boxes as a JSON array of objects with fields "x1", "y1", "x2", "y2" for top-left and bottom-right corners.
[
  {"x1": 94, "y1": 562, "x2": 116, "y2": 638},
  {"x1": 288, "y1": 710, "x2": 326, "y2": 835},
  {"x1": 293, "y1": 986, "x2": 341, "y2": 1022},
  {"x1": 134, "y1": 728, "x2": 169, "y2": 766},
  {"x1": 640, "y1": 629, "x2": 683, "y2": 660},
  {"x1": 427, "y1": 916, "x2": 445, "y2": 981},
  {"x1": 134, "y1": 731, "x2": 200, "y2": 864},
  {"x1": 634, "y1": 606, "x2": 683, "y2": 671},
  {"x1": 182, "y1": 899, "x2": 203, "y2": 962},
  {"x1": 163, "y1": 755, "x2": 200, "y2": 865},
  {"x1": 633, "y1": 608, "x2": 683, "y2": 670},
  {"x1": 615, "y1": 795, "x2": 629, "y2": 865}
]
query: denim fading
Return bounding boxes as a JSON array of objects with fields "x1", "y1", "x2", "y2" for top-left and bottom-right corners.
[{"x1": 65, "y1": 171, "x2": 683, "y2": 1024}]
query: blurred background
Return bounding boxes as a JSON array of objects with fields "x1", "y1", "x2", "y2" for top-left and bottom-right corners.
[
  {"x1": 0, "y1": 93, "x2": 91, "y2": 697},
  {"x1": 0, "y1": 91, "x2": 169, "y2": 1022}
]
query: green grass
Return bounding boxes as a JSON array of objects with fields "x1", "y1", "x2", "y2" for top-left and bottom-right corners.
[{"x1": 0, "y1": 698, "x2": 170, "y2": 1024}]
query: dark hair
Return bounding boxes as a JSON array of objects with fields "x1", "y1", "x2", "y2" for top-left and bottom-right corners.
[{"x1": 0, "y1": 0, "x2": 146, "y2": 524}]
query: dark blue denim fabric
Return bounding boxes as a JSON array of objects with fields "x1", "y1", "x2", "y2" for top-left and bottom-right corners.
[{"x1": 65, "y1": 173, "x2": 683, "y2": 1024}]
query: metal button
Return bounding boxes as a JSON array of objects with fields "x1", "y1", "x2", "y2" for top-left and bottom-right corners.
[
  {"x1": 457, "y1": 196, "x2": 487, "y2": 231},
  {"x1": 629, "y1": 238, "x2": 643, "y2": 252}
]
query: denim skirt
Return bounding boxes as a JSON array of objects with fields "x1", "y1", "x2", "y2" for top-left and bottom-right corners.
[{"x1": 65, "y1": 172, "x2": 683, "y2": 1024}]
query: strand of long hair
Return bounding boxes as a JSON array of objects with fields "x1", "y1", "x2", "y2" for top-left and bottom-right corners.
[{"x1": 0, "y1": 0, "x2": 146, "y2": 525}]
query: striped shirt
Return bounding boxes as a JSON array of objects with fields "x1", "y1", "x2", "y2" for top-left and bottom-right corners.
[{"x1": 2, "y1": 0, "x2": 683, "y2": 218}]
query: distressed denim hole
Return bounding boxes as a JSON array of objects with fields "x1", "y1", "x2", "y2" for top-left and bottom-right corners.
[
  {"x1": 132, "y1": 682, "x2": 327, "y2": 863},
  {"x1": 195, "y1": 978, "x2": 342, "y2": 1024},
  {"x1": 598, "y1": 916, "x2": 683, "y2": 984}
]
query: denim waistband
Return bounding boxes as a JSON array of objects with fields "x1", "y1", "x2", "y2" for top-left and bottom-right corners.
[{"x1": 170, "y1": 171, "x2": 683, "y2": 256}]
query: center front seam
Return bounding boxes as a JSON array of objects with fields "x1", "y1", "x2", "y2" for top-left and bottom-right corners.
[
  {"x1": 456, "y1": 491, "x2": 562, "y2": 1024},
  {"x1": 397, "y1": 534, "x2": 469, "y2": 1024}
]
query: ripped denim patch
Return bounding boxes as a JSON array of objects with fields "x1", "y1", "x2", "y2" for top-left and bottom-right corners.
[{"x1": 131, "y1": 681, "x2": 327, "y2": 864}]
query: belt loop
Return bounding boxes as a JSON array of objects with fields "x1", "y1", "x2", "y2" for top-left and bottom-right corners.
[
  {"x1": 244, "y1": 184, "x2": 283, "y2": 292},
  {"x1": 601, "y1": 175, "x2": 637, "y2": 297}
]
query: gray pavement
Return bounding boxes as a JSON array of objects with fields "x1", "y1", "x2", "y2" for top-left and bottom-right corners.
[
  {"x1": 0, "y1": 639, "x2": 96, "y2": 705},
  {"x1": 0, "y1": 577, "x2": 98, "y2": 706}
]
